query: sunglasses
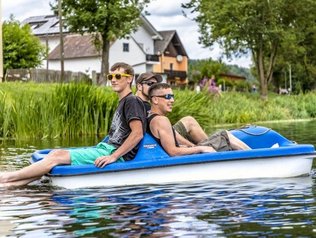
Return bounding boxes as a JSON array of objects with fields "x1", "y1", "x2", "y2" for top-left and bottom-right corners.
[
  {"x1": 107, "y1": 73, "x2": 132, "y2": 81},
  {"x1": 142, "y1": 81, "x2": 156, "y2": 86},
  {"x1": 152, "y1": 94, "x2": 175, "y2": 100}
]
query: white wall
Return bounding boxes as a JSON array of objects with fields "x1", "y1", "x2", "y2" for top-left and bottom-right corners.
[
  {"x1": 39, "y1": 35, "x2": 60, "y2": 53},
  {"x1": 132, "y1": 27, "x2": 155, "y2": 54},
  {"x1": 109, "y1": 37, "x2": 148, "y2": 74},
  {"x1": 41, "y1": 25, "x2": 156, "y2": 75},
  {"x1": 48, "y1": 57, "x2": 101, "y2": 75}
]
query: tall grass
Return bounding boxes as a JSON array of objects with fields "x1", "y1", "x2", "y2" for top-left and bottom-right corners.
[
  {"x1": 1, "y1": 82, "x2": 316, "y2": 139},
  {"x1": 170, "y1": 89, "x2": 316, "y2": 131},
  {"x1": 0, "y1": 82, "x2": 117, "y2": 139}
]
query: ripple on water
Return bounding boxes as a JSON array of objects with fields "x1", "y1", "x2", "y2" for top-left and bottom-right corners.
[
  {"x1": 0, "y1": 175, "x2": 316, "y2": 237},
  {"x1": 1, "y1": 121, "x2": 316, "y2": 236}
]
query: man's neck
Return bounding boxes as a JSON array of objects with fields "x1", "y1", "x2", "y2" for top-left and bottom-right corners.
[
  {"x1": 136, "y1": 92, "x2": 149, "y2": 102},
  {"x1": 118, "y1": 88, "x2": 132, "y2": 100},
  {"x1": 150, "y1": 107, "x2": 165, "y2": 116}
]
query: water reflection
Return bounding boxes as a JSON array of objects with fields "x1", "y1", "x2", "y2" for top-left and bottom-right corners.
[
  {"x1": 1, "y1": 121, "x2": 316, "y2": 237},
  {"x1": 1, "y1": 176, "x2": 315, "y2": 237},
  {"x1": 255, "y1": 120, "x2": 316, "y2": 145}
]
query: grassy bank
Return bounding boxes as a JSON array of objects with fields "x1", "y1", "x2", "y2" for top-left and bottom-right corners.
[{"x1": 1, "y1": 82, "x2": 316, "y2": 139}]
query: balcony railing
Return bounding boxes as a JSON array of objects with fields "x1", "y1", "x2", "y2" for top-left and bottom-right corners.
[
  {"x1": 146, "y1": 54, "x2": 160, "y2": 62},
  {"x1": 164, "y1": 70, "x2": 187, "y2": 80}
]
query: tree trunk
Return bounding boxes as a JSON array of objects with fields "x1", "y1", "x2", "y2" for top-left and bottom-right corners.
[
  {"x1": 255, "y1": 47, "x2": 268, "y2": 100},
  {"x1": 267, "y1": 42, "x2": 279, "y2": 85},
  {"x1": 100, "y1": 36, "x2": 110, "y2": 85}
]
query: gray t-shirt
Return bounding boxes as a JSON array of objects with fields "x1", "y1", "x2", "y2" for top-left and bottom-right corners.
[{"x1": 108, "y1": 93, "x2": 146, "y2": 160}]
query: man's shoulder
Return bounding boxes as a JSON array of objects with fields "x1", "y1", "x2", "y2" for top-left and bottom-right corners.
[
  {"x1": 125, "y1": 94, "x2": 143, "y2": 104},
  {"x1": 151, "y1": 115, "x2": 169, "y2": 126},
  {"x1": 123, "y1": 94, "x2": 146, "y2": 118},
  {"x1": 123, "y1": 95, "x2": 146, "y2": 112}
]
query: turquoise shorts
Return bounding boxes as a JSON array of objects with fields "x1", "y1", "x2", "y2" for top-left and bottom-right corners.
[{"x1": 69, "y1": 142, "x2": 125, "y2": 165}]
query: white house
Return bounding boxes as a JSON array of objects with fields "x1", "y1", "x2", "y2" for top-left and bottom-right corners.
[{"x1": 22, "y1": 14, "x2": 163, "y2": 77}]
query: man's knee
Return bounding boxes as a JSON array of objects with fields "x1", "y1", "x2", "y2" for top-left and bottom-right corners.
[
  {"x1": 46, "y1": 149, "x2": 70, "y2": 164},
  {"x1": 180, "y1": 116, "x2": 197, "y2": 129}
]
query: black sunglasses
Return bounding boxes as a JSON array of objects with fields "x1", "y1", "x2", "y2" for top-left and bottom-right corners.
[
  {"x1": 107, "y1": 73, "x2": 131, "y2": 81},
  {"x1": 152, "y1": 94, "x2": 175, "y2": 100},
  {"x1": 142, "y1": 81, "x2": 156, "y2": 86}
]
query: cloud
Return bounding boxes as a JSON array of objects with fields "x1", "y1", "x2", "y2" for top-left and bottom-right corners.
[
  {"x1": 145, "y1": 1, "x2": 220, "y2": 60},
  {"x1": 145, "y1": 0, "x2": 251, "y2": 67},
  {"x1": 145, "y1": 0, "x2": 184, "y2": 17},
  {"x1": 2, "y1": 0, "x2": 251, "y2": 68},
  {"x1": 3, "y1": 0, "x2": 53, "y2": 21}
]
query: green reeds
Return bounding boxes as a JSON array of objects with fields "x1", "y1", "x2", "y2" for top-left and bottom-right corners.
[
  {"x1": 0, "y1": 82, "x2": 118, "y2": 139},
  {"x1": 171, "y1": 90, "x2": 316, "y2": 130},
  {"x1": 1, "y1": 82, "x2": 316, "y2": 139}
]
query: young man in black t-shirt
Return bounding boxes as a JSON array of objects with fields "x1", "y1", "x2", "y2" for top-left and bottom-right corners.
[{"x1": 0, "y1": 62, "x2": 146, "y2": 187}]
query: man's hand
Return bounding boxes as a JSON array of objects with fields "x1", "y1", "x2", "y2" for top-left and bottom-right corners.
[
  {"x1": 95, "y1": 155, "x2": 117, "y2": 168},
  {"x1": 198, "y1": 146, "x2": 216, "y2": 153}
]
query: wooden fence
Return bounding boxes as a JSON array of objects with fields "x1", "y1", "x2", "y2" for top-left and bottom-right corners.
[{"x1": 4, "y1": 69, "x2": 91, "y2": 83}]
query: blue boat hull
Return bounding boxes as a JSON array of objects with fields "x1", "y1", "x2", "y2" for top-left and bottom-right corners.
[{"x1": 32, "y1": 126, "x2": 315, "y2": 188}]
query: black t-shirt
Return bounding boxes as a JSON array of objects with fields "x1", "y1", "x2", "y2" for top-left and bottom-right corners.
[
  {"x1": 108, "y1": 93, "x2": 147, "y2": 161},
  {"x1": 142, "y1": 101, "x2": 151, "y2": 115}
]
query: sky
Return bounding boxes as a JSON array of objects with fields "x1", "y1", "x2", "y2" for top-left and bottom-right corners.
[{"x1": 2, "y1": 0, "x2": 251, "y2": 68}]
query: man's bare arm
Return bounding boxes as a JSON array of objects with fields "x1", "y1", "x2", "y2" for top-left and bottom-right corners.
[
  {"x1": 95, "y1": 120, "x2": 144, "y2": 167},
  {"x1": 151, "y1": 116, "x2": 215, "y2": 156}
]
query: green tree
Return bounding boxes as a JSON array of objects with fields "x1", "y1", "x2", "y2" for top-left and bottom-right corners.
[
  {"x1": 188, "y1": 59, "x2": 227, "y2": 84},
  {"x1": 3, "y1": 17, "x2": 45, "y2": 73},
  {"x1": 273, "y1": 14, "x2": 316, "y2": 93},
  {"x1": 56, "y1": 0, "x2": 150, "y2": 84},
  {"x1": 183, "y1": 0, "x2": 316, "y2": 99}
]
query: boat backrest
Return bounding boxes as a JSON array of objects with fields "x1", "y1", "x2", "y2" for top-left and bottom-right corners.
[
  {"x1": 133, "y1": 133, "x2": 170, "y2": 161},
  {"x1": 230, "y1": 125, "x2": 294, "y2": 149},
  {"x1": 100, "y1": 126, "x2": 294, "y2": 155},
  {"x1": 101, "y1": 133, "x2": 169, "y2": 161}
]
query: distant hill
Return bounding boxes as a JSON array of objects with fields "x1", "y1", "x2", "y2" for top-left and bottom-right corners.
[
  {"x1": 226, "y1": 64, "x2": 256, "y2": 81},
  {"x1": 189, "y1": 59, "x2": 256, "y2": 82}
]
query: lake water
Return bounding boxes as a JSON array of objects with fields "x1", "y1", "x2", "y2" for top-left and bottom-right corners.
[{"x1": 1, "y1": 121, "x2": 316, "y2": 237}]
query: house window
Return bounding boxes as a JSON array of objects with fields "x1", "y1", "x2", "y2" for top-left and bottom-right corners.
[
  {"x1": 123, "y1": 43, "x2": 129, "y2": 52},
  {"x1": 170, "y1": 63, "x2": 173, "y2": 71}
]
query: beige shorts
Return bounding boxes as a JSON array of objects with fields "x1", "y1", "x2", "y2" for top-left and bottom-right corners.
[
  {"x1": 173, "y1": 120, "x2": 195, "y2": 144},
  {"x1": 198, "y1": 130, "x2": 233, "y2": 152}
]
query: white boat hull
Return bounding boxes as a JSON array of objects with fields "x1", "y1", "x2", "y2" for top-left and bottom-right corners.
[{"x1": 49, "y1": 155, "x2": 313, "y2": 189}]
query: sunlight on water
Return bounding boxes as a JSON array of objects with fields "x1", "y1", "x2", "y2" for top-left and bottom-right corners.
[
  {"x1": 1, "y1": 121, "x2": 316, "y2": 237},
  {"x1": 1, "y1": 177, "x2": 316, "y2": 237}
]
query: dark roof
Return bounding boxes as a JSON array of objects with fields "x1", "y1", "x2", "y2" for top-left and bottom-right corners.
[
  {"x1": 219, "y1": 73, "x2": 246, "y2": 80},
  {"x1": 22, "y1": 14, "x2": 162, "y2": 40},
  {"x1": 48, "y1": 34, "x2": 100, "y2": 60},
  {"x1": 154, "y1": 30, "x2": 188, "y2": 57},
  {"x1": 22, "y1": 15, "x2": 69, "y2": 36}
]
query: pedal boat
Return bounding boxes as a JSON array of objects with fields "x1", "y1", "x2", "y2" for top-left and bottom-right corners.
[{"x1": 31, "y1": 126, "x2": 316, "y2": 189}]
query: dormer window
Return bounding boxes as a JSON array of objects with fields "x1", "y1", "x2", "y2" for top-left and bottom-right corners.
[
  {"x1": 30, "y1": 21, "x2": 46, "y2": 29},
  {"x1": 123, "y1": 43, "x2": 129, "y2": 52}
]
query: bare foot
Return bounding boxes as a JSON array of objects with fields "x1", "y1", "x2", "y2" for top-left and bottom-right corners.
[{"x1": 0, "y1": 172, "x2": 7, "y2": 183}]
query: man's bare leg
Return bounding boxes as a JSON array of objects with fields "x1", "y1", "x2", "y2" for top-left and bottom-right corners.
[
  {"x1": 180, "y1": 116, "x2": 208, "y2": 144},
  {"x1": 0, "y1": 177, "x2": 42, "y2": 188},
  {"x1": 227, "y1": 131, "x2": 251, "y2": 150},
  {"x1": 0, "y1": 149, "x2": 70, "y2": 185}
]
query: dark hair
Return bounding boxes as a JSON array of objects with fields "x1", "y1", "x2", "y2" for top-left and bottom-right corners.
[
  {"x1": 148, "y1": 83, "x2": 171, "y2": 100},
  {"x1": 135, "y1": 72, "x2": 163, "y2": 85},
  {"x1": 110, "y1": 62, "x2": 134, "y2": 75}
]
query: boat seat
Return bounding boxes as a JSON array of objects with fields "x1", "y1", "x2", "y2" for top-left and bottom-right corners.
[
  {"x1": 99, "y1": 125, "x2": 295, "y2": 156},
  {"x1": 133, "y1": 133, "x2": 170, "y2": 161},
  {"x1": 231, "y1": 125, "x2": 294, "y2": 149},
  {"x1": 101, "y1": 133, "x2": 170, "y2": 161}
]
